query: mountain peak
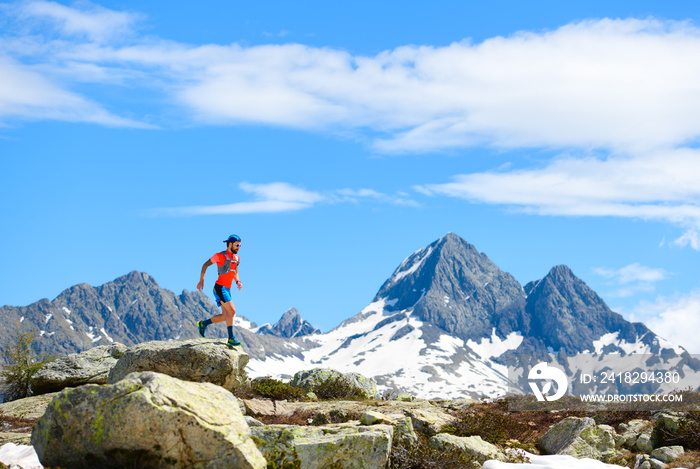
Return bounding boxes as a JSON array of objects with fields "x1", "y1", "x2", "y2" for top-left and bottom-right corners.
[
  {"x1": 257, "y1": 308, "x2": 319, "y2": 338},
  {"x1": 524, "y1": 265, "x2": 652, "y2": 353},
  {"x1": 372, "y1": 233, "x2": 527, "y2": 340}
]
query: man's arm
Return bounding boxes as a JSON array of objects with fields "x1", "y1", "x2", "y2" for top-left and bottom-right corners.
[
  {"x1": 197, "y1": 259, "x2": 213, "y2": 291},
  {"x1": 233, "y1": 269, "x2": 242, "y2": 290}
]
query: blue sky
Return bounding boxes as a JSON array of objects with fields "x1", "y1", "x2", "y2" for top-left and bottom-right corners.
[{"x1": 1, "y1": 0, "x2": 700, "y2": 353}]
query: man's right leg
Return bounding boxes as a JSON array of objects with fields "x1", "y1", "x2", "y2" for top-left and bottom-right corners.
[{"x1": 197, "y1": 285, "x2": 228, "y2": 337}]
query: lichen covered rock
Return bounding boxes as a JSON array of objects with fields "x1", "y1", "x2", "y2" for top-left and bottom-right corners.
[
  {"x1": 31, "y1": 371, "x2": 265, "y2": 469},
  {"x1": 538, "y1": 416, "x2": 619, "y2": 461},
  {"x1": 429, "y1": 433, "x2": 505, "y2": 464},
  {"x1": 251, "y1": 423, "x2": 393, "y2": 469},
  {"x1": 290, "y1": 368, "x2": 378, "y2": 399},
  {"x1": 30, "y1": 343, "x2": 127, "y2": 395},
  {"x1": 107, "y1": 339, "x2": 249, "y2": 391}
]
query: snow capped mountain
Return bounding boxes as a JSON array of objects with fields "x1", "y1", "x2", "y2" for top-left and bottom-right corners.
[
  {"x1": 6, "y1": 233, "x2": 695, "y2": 400},
  {"x1": 241, "y1": 233, "x2": 696, "y2": 399},
  {"x1": 256, "y1": 308, "x2": 320, "y2": 338}
]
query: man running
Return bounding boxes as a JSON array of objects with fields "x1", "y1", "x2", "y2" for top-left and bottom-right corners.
[{"x1": 196, "y1": 234, "x2": 243, "y2": 347}]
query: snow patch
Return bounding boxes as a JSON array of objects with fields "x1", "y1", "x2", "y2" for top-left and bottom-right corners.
[
  {"x1": 484, "y1": 451, "x2": 627, "y2": 469},
  {"x1": 0, "y1": 443, "x2": 42, "y2": 469},
  {"x1": 466, "y1": 328, "x2": 524, "y2": 360},
  {"x1": 86, "y1": 327, "x2": 101, "y2": 343},
  {"x1": 62, "y1": 307, "x2": 71, "y2": 315},
  {"x1": 19, "y1": 316, "x2": 24, "y2": 323},
  {"x1": 234, "y1": 316, "x2": 256, "y2": 330},
  {"x1": 44, "y1": 314, "x2": 52, "y2": 324},
  {"x1": 392, "y1": 246, "x2": 433, "y2": 283},
  {"x1": 100, "y1": 328, "x2": 114, "y2": 343}
]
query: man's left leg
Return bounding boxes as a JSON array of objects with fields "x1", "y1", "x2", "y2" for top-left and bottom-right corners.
[{"x1": 222, "y1": 301, "x2": 241, "y2": 347}]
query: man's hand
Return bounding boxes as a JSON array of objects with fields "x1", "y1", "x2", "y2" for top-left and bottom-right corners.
[
  {"x1": 236, "y1": 280, "x2": 242, "y2": 290},
  {"x1": 197, "y1": 279, "x2": 204, "y2": 291}
]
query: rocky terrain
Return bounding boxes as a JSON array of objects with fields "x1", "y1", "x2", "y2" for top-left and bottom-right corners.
[{"x1": 0, "y1": 340, "x2": 698, "y2": 468}]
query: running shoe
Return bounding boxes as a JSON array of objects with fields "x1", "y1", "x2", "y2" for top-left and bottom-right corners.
[
  {"x1": 197, "y1": 321, "x2": 207, "y2": 338},
  {"x1": 227, "y1": 337, "x2": 242, "y2": 348}
]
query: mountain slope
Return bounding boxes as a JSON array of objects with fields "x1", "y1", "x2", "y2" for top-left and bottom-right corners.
[
  {"x1": 0, "y1": 272, "x2": 222, "y2": 356},
  {"x1": 522, "y1": 265, "x2": 674, "y2": 355}
]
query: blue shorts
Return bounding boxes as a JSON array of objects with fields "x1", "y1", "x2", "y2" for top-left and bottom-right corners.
[{"x1": 213, "y1": 284, "x2": 232, "y2": 307}]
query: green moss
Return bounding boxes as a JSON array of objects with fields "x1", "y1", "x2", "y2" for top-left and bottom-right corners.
[{"x1": 92, "y1": 408, "x2": 105, "y2": 445}]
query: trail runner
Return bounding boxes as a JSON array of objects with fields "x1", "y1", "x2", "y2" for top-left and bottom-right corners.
[{"x1": 196, "y1": 234, "x2": 243, "y2": 347}]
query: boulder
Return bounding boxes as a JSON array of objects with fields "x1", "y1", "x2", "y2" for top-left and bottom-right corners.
[
  {"x1": 30, "y1": 343, "x2": 127, "y2": 395},
  {"x1": 393, "y1": 417, "x2": 418, "y2": 446},
  {"x1": 650, "y1": 445, "x2": 684, "y2": 464},
  {"x1": 652, "y1": 412, "x2": 682, "y2": 434},
  {"x1": 429, "y1": 434, "x2": 505, "y2": 464},
  {"x1": 290, "y1": 368, "x2": 377, "y2": 399},
  {"x1": 538, "y1": 416, "x2": 619, "y2": 461},
  {"x1": 31, "y1": 371, "x2": 266, "y2": 469},
  {"x1": 251, "y1": 423, "x2": 393, "y2": 469},
  {"x1": 403, "y1": 407, "x2": 454, "y2": 436},
  {"x1": 636, "y1": 433, "x2": 654, "y2": 453},
  {"x1": 617, "y1": 419, "x2": 652, "y2": 449},
  {"x1": 107, "y1": 339, "x2": 249, "y2": 391},
  {"x1": 360, "y1": 411, "x2": 393, "y2": 426},
  {"x1": 242, "y1": 399, "x2": 294, "y2": 418}
]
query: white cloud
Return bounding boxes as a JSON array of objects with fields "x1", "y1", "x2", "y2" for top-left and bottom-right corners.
[
  {"x1": 149, "y1": 182, "x2": 324, "y2": 216},
  {"x1": 5, "y1": 7, "x2": 700, "y2": 154},
  {"x1": 631, "y1": 291, "x2": 700, "y2": 354},
  {"x1": 672, "y1": 229, "x2": 700, "y2": 250},
  {"x1": 0, "y1": 54, "x2": 145, "y2": 126},
  {"x1": 594, "y1": 263, "x2": 668, "y2": 298},
  {"x1": 148, "y1": 182, "x2": 418, "y2": 216},
  {"x1": 334, "y1": 188, "x2": 419, "y2": 207},
  {"x1": 174, "y1": 19, "x2": 700, "y2": 152},
  {"x1": 594, "y1": 263, "x2": 667, "y2": 284},
  {"x1": 16, "y1": 0, "x2": 140, "y2": 42},
  {"x1": 417, "y1": 149, "x2": 700, "y2": 245}
]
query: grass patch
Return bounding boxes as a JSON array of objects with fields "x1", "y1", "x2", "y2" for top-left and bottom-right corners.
[
  {"x1": 0, "y1": 411, "x2": 38, "y2": 433},
  {"x1": 235, "y1": 377, "x2": 307, "y2": 401},
  {"x1": 311, "y1": 377, "x2": 368, "y2": 401},
  {"x1": 258, "y1": 408, "x2": 317, "y2": 426},
  {"x1": 653, "y1": 411, "x2": 700, "y2": 451},
  {"x1": 442, "y1": 398, "x2": 585, "y2": 446},
  {"x1": 389, "y1": 434, "x2": 478, "y2": 469}
]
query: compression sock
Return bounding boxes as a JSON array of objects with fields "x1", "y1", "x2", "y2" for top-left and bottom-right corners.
[
  {"x1": 202, "y1": 318, "x2": 213, "y2": 327},
  {"x1": 227, "y1": 326, "x2": 235, "y2": 340}
]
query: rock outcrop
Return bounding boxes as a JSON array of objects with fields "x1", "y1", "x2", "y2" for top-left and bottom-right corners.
[
  {"x1": 538, "y1": 416, "x2": 619, "y2": 461},
  {"x1": 31, "y1": 371, "x2": 266, "y2": 469},
  {"x1": 291, "y1": 368, "x2": 378, "y2": 399},
  {"x1": 107, "y1": 339, "x2": 249, "y2": 391},
  {"x1": 251, "y1": 423, "x2": 393, "y2": 469},
  {"x1": 429, "y1": 433, "x2": 505, "y2": 464},
  {"x1": 30, "y1": 343, "x2": 127, "y2": 395}
]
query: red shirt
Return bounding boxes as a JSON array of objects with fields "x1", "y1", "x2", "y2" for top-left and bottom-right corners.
[{"x1": 211, "y1": 251, "x2": 240, "y2": 289}]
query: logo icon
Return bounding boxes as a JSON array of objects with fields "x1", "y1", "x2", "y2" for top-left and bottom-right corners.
[{"x1": 528, "y1": 362, "x2": 568, "y2": 402}]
